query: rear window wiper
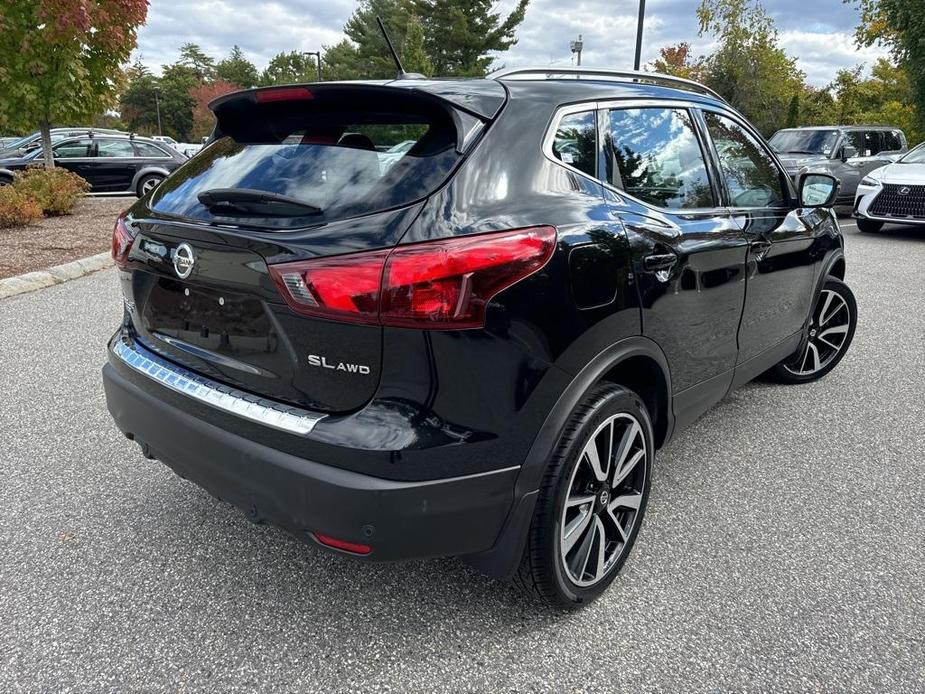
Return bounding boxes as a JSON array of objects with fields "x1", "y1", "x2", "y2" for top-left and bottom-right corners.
[{"x1": 197, "y1": 188, "x2": 322, "y2": 217}]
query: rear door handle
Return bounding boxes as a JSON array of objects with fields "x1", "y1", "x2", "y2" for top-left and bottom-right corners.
[{"x1": 643, "y1": 253, "x2": 678, "y2": 271}]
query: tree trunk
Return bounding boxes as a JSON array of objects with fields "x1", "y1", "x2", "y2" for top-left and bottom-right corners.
[{"x1": 40, "y1": 119, "x2": 54, "y2": 169}]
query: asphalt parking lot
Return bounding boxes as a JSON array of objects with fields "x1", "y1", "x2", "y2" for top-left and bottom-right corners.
[{"x1": 1, "y1": 219, "x2": 922, "y2": 692}]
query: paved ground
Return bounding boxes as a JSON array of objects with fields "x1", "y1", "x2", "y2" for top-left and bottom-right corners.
[{"x1": 1, "y1": 220, "x2": 922, "y2": 692}]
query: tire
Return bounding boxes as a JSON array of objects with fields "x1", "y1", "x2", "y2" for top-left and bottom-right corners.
[
  {"x1": 0, "y1": 175, "x2": 11, "y2": 187},
  {"x1": 515, "y1": 383, "x2": 653, "y2": 609},
  {"x1": 137, "y1": 173, "x2": 164, "y2": 197},
  {"x1": 770, "y1": 277, "x2": 857, "y2": 384},
  {"x1": 857, "y1": 219, "x2": 883, "y2": 233}
]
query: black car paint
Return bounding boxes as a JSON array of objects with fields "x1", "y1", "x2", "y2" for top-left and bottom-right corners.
[{"x1": 103, "y1": 78, "x2": 845, "y2": 572}]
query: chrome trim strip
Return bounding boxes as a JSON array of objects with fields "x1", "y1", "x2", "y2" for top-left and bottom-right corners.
[
  {"x1": 151, "y1": 332, "x2": 268, "y2": 377},
  {"x1": 112, "y1": 338, "x2": 324, "y2": 435}
]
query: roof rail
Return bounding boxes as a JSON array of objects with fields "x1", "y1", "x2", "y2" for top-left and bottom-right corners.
[{"x1": 490, "y1": 66, "x2": 726, "y2": 103}]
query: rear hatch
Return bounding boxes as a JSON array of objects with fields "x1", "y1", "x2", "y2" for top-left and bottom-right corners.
[{"x1": 121, "y1": 82, "x2": 504, "y2": 413}]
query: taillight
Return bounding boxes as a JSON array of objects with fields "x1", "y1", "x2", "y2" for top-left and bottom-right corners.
[
  {"x1": 267, "y1": 226, "x2": 556, "y2": 329},
  {"x1": 111, "y1": 215, "x2": 135, "y2": 268}
]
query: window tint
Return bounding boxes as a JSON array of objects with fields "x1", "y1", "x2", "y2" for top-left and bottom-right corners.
[
  {"x1": 845, "y1": 131, "x2": 880, "y2": 157},
  {"x1": 881, "y1": 130, "x2": 903, "y2": 152},
  {"x1": 134, "y1": 142, "x2": 170, "y2": 158},
  {"x1": 605, "y1": 108, "x2": 714, "y2": 209},
  {"x1": 53, "y1": 139, "x2": 93, "y2": 159},
  {"x1": 97, "y1": 140, "x2": 135, "y2": 157},
  {"x1": 151, "y1": 99, "x2": 460, "y2": 229},
  {"x1": 704, "y1": 112, "x2": 787, "y2": 208},
  {"x1": 552, "y1": 111, "x2": 596, "y2": 177}
]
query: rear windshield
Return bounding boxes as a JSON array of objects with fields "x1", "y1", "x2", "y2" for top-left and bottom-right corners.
[{"x1": 150, "y1": 97, "x2": 460, "y2": 229}]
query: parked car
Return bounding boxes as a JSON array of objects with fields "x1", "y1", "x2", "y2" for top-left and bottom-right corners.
[
  {"x1": 152, "y1": 135, "x2": 201, "y2": 158},
  {"x1": 0, "y1": 133, "x2": 186, "y2": 196},
  {"x1": 853, "y1": 141, "x2": 925, "y2": 232},
  {"x1": 770, "y1": 125, "x2": 907, "y2": 204},
  {"x1": 0, "y1": 127, "x2": 128, "y2": 158},
  {"x1": 102, "y1": 70, "x2": 856, "y2": 608}
]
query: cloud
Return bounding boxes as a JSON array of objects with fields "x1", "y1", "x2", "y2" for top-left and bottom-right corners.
[{"x1": 134, "y1": 0, "x2": 888, "y2": 86}]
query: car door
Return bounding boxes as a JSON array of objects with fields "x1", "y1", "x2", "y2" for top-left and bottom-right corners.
[
  {"x1": 700, "y1": 109, "x2": 825, "y2": 384},
  {"x1": 94, "y1": 138, "x2": 139, "y2": 191},
  {"x1": 600, "y1": 103, "x2": 749, "y2": 429},
  {"x1": 51, "y1": 138, "x2": 97, "y2": 186}
]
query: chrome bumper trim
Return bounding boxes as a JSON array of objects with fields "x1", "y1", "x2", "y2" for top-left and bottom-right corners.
[{"x1": 112, "y1": 338, "x2": 324, "y2": 435}]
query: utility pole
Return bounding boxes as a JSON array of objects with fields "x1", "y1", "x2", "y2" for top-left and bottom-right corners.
[
  {"x1": 633, "y1": 0, "x2": 646, "y2": 71},
  {"x1": 570, "y1": 34, "x2": 584, "y2": 67},
  {"x1": 305, "y1": 51, "x2": 323, "y2": 81},
  {"x1": 154, "y1": 87, "x2": 162, "y2": 136}
]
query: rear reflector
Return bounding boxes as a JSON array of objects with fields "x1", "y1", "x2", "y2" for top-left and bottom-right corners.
[
  {"x1": 312, "y1": 533, "x2": 372, "y2": 555},
  {"x1": 267, "y1": 226, "x2": 557, "y2": 329},
  {"x1": 255, "y1": 87, "x2": 314, "y2": 103},
  {"x1": 111, "y1": 215, "x2": 135, "y2": 268}
]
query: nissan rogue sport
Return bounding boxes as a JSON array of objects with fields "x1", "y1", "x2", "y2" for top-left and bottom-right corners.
[{"x1": 103, "y1": 68, "x2": 856, "y2": 608}]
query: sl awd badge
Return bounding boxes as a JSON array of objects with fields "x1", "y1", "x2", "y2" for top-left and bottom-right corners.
[
  {"x1": 307, "y1": 354, "x2": 371, "y2": 375},
  {"x1": 173, "y1": 242, "x2": 195, "y2": 279}
]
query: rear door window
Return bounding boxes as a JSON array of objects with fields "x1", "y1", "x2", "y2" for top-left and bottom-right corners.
[
  {"x1": 97, "y1": 140, "x2": 135, "y2": 157},
  {"x1": 150, "y1": 97, "x2": 461, "y2": 229},
  {"x1": 604, "y1": 107, "x2": 715, "y2": 209}
]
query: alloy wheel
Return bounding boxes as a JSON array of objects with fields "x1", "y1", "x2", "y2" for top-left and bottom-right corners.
[
  {"x1": 784, "y1": 289, "x2": 851, "y2": 376},
  {"x1": 141, "y1": 177, "x2": 161, "y2": 195},
  {"x1": 559, "y1": 413, "x2": 647, "y2": 587}
]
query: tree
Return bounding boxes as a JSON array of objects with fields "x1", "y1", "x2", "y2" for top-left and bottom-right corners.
[
  {"x1": 177, "y1": 43, "x2": 216, "y2": 82},
  {"x1": 159, "y1": 63, "x2": 198, "y2": 141},
  {"x1": 190, "y1": 79, "x2": 237, "y2": 140},
  {"x1": 696, "y1": 0, "x2": 804, "y2": 136},
  {"x1": 411, "y1": 0, "x2": 529, "y2": 76},
  {"x1": 216, "y1": 45, "x2": 259, "y2": 88},
  {"x1": 650, "y1": 43, "x2": 707, "y2": 83},
  {"x1": 260, "y1": 51, "x2": 318, "y2": 85},
  {"x1": 120, "y1": 60, "x2": 162, "y2": 135},
  {"x1": 851, "y1": 0, "x2": 925, "y2": 136},
  {"x1": 401, "y1": 15, "x2": 433, "y2": 76},
  {"x1": 0, "y1": 0, "x2": 148, "y2": 167}
]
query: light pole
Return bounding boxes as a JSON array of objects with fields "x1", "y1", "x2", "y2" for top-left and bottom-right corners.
[
  {"x1": 633, "y1": 0, "x2": 646, "y2": 71},
  {"x1": 570, "y1": 34, "x2": 584, "y2": 67},
  {"x1": 304, "y1": 51, "x2": 323, "y2": 82},
  {"x1": 154, "y1": 87, "x2": 162, "y2": 136}
]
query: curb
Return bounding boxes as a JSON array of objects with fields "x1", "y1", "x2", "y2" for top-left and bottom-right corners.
[{"x1": 0, "y1": 252, "x2": 112, "y2": 300}]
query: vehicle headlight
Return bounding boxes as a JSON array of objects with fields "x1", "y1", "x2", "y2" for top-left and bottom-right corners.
[{"x1": 860, "y1": 175, "x2": 881, "y2": 187}]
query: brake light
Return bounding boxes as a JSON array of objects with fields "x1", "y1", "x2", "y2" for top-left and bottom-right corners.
[
  {"x1": 267, "y1": 226, "x2": 557, "y2": 329},
  {"x1": 111, "y1": 215, "x2": 135, "y2": 268},
  {"x1": 255, "y1": 87, "x2": 313, "y2": 103}
]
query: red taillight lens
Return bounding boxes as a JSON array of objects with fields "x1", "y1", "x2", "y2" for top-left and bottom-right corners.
[
  {"x1": 312, "y1": 533, "x2": 372, "y2": 555},
  {"x1": 267, "y1": 226, "x2": 556, "y2": 329},
  {"x1": 255, "y1": 87, "x2": 313, "y2": 103},
  {"x1": 268, "y1": 251, "x2": 388, "y2": 325},
  {"x1": 382, "y1": 226, "x2": 557, "y2": 328},
  {"x1": 111, "y1": 216, "x2": 135, "y2": 268}
]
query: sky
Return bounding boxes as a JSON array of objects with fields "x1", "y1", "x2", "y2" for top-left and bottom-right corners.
[{"x1": 133, "y1": 0, "x2": 889, "y2": 87}]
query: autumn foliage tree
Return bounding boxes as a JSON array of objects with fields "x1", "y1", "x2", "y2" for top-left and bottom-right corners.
[
  {"x1": 190, "y1": 79, "x2": 237, "y2": 140},
  {"x1": 0, "y1": 0, "x2": 149, "y2": 168}
]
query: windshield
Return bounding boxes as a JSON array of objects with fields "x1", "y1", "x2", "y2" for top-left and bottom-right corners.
[
  {"x1": 899, "y1": 143, "x2": 925, "y2": 164},
  {"x1": 151, "y1": 100, "x2": 461, "y2": 229},
  {"x1": 769, "y1": 130, "x2": 839, "y2": 156}
]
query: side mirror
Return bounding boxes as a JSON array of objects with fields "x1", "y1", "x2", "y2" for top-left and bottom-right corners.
[
  {"x1": 842, "y1": 145, "x2": 858, "y2": 161},
  {"x1": 799, "y1": 172, "x2": 839, "y2": 208}
]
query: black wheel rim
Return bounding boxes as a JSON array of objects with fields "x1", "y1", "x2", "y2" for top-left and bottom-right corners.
[{"x1": 559, "y1": 413, "x2": 647, "y2": 587}]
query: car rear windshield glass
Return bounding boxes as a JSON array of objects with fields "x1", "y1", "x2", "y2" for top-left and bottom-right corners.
[
  {"x1": 769, "y1": 130, "x2": 838, "y2": 156},
  {"x1": 149, "y1": 100, "x2": 460, "y2": 228}
]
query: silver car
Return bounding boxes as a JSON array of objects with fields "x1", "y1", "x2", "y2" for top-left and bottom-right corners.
[
  {"x1": 853, "y1": 142, "x2": 925, "y2": 232},
  {"x1": 770, "y1": 126, "x2": 907, "y2": 205}
]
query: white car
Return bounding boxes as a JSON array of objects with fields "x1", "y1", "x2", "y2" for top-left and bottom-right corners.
[
  {"x1": 854, "y1": 142, "x2": 925, "y2": 232},
  {"x1": 152, "y1": 135, "x2": 202, "y2": 159}
]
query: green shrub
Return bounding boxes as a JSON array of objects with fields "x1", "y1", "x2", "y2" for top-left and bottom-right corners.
[
  {"x1": 12, "y1": 166, "x2": 90, "y2": 216},
  {"x1": 0, "y1": 185, "x2": 43, "y2": 228}
]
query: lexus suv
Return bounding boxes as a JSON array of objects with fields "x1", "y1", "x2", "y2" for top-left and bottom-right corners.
[{"x1": 103, "y1": 68, "x2": 857, "y2": 608}]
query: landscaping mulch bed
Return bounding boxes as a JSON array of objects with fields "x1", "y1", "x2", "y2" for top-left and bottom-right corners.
[{"x1": 0, "y1": 197, "x2": 131, "y2": 279}]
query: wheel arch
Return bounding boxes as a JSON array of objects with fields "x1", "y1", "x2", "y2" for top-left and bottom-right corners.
[
  {"x1": 130, "y1": 166, "x2": 171, "y2": 192},
  {"x1": 462, "y1": 336, "x2": 674, "y2": 579}
]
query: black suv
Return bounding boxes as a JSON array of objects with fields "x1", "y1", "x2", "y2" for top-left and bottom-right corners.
[
  {"x1": 103, "y1": 68, "x2": 856, "y2": 608},
  {"x1": 0, "y1": 133, "x2": 185, "y2": 196}
]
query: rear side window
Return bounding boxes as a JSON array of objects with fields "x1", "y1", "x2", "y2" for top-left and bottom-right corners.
[
  {"x1": 551, "y1": 111, "x2": 596, "y2": 177},
  {"x1": 135, "y1": 142, "x2": 170, "y2": 158},
  {"x1": 881, "y1": 130, "x2": 903, "y2": 152},
  {"x1": 150, "y1": 96, "x2": 460, "y2": 229},
  {"x1": 604, "y1": 107, "x2": 715, "y2": 209}
]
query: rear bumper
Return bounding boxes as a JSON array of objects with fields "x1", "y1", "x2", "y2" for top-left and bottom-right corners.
[{"x1": 102, "y1": 359, "x2": 520, "y2": 562}]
